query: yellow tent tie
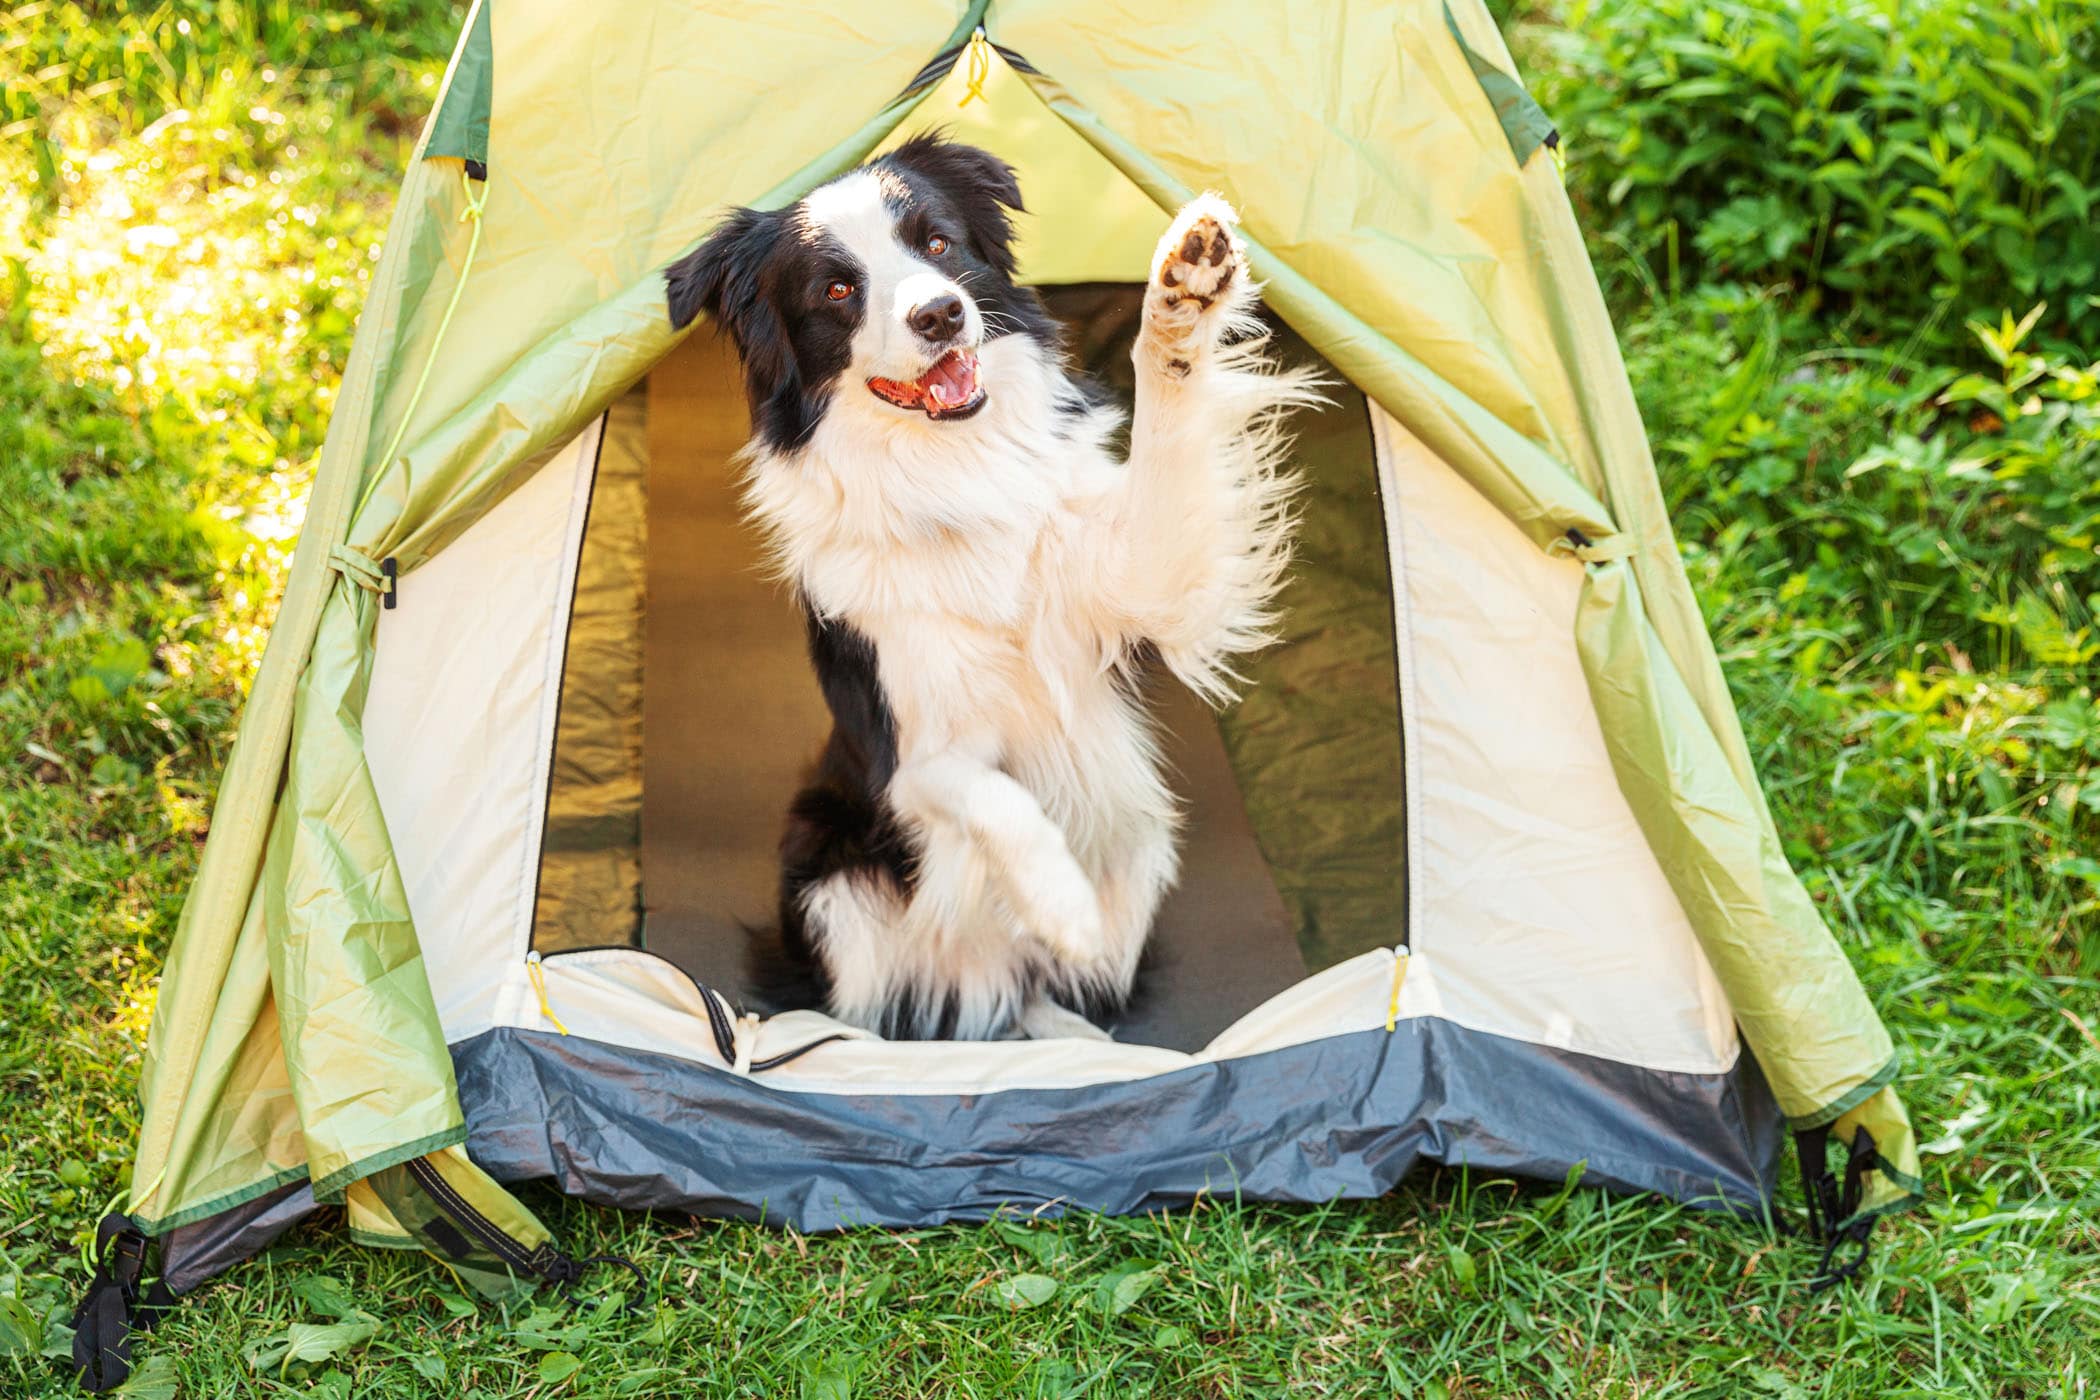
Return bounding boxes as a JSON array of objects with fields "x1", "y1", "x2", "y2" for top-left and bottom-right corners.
[
  {"x1": 1547, "y1": 527, "x2": 1636, "y2": 566},
  {"x1": 959, "y1": 27, "x2": 991, "y2": 107},
  {"x1": 1384, "y1": 945, "x2": 1412, "y2": 1032},
  {"x1": 526, "y1": 952, "x2": 570, "y2": 1036},
  {"x1": 350, "y1": 165, "x2": 491, "y2": 526}
]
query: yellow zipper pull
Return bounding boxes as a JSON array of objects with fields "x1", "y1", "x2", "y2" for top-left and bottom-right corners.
[
  {"x1": 960, "y1": 26, "x2": 991, "y2": 108},
  {"x1": 526, "y1": 951, "x2": 570, "y2": 1036},
  {"x1": 1385, "y1": 945, "x2": 1412, "y2": 1032}
]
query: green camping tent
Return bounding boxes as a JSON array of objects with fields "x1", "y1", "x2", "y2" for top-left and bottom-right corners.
[{"x1": 72, "y1": 0, "x2": 1921, "y2": 1387}]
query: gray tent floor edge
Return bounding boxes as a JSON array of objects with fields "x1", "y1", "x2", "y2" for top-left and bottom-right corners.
[
  {"x1": 454, "y1": 1022, "x2": 1782, "y2": 1233},
  {"x1": 159, "y1": 1179, "x2": 317, "y2": 1296},
  {"x1": 143, "y1": 1020, "x2": 1782, "y2": 1296}
]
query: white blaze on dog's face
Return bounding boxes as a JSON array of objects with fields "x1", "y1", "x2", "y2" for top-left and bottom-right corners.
[
  {"x1": 798, "y1": 172, "x2": 986, "y2": 417},
  {"x1": 665, "y1": 134, "x2": 1053, "y2": 451}
]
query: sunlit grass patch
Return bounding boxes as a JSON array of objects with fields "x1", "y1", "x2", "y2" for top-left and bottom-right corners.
[{"x1": 0, "y1": 8, "x2": 445, "y2": 1360}]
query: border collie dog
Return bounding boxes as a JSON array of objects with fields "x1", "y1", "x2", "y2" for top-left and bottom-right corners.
[{"x1": 666, "y1": 134, "x2": 1317, "y2": 1042}]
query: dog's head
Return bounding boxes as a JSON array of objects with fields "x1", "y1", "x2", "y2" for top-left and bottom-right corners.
[{"x1": 666, "y1": 133, "x2": 1051, "y2": 451}]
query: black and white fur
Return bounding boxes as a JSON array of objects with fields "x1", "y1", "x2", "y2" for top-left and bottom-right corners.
[{"x1": 667, "y1": 135, "x2": 1317, "y2": 1041}]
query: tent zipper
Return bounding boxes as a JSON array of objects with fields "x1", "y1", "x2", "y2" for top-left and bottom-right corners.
[
  {"x1": 528, "y1": 947, "x2": 846, "y2": 1072},
  {"x1": 403, "y1": 1155, "x2": 577, "y2": 1284}
]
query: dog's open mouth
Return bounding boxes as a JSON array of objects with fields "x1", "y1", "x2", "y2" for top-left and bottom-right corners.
[{"x1": 867, "y1": 348, "x2": 986, "y2": 420}]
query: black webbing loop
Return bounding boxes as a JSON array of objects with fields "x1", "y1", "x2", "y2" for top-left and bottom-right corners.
[
  {"x1": 750, "y1": 1033, "x2": 849, "y2": 1073},
  {"x1": 697, "y1": 985, "x2": 739, "y2": 1064},
  {"x1": 1795, "y1": 1125, "x2": 1837, "y2": 1241},
  {"x1": 70, "y1": 1213, "x2": 173, "y2": 1393},
  {"x1": 580, "y1": 1254, "x2": 651, "y2": 1311},
  {"x1": 1796, "y1": 1123, "x2": 1883, "y2": 1292}
]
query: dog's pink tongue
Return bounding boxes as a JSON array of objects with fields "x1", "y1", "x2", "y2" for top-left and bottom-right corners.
[{"x1": 924, "y1": 351, "x2": 979, "y2": 409}]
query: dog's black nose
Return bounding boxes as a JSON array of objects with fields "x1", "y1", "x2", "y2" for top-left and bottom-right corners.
[{"x1": 908, "y1": 293, "x2": 966, "y2": 342}]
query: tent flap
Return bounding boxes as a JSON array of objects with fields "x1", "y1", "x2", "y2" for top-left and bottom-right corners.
[{"x1": 1442, "y1": 1, "x2": 1557, "y2": 165}]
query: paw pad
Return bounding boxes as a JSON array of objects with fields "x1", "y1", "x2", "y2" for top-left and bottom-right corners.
[{"x1": 1157, "y1": 214, "x2": 1237, "y2": 308}]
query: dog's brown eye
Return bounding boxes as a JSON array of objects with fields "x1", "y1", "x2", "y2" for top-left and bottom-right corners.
[
  {"x1": 825, "y1": 280, "x2": 854, "y2": 301},
  {"x1": 925, "y1": 234, "x2": 949, "y2": 256}
]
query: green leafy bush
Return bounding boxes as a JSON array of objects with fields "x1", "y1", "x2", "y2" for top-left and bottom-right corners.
[
  {"x1": 1533, "y1": 0, "x2": 2100, "y2": 348},
  {"x1": 1618, "y1": 282, "x2": 2100, "y2": 969},
  {"x1": 1628, "y1": 285, "x2": 2100, "y2": 666}
]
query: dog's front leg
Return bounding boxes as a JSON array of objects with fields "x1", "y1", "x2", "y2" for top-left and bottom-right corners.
[
  {"x1": 888, "y1": 752, "x2": 1105, "y2": 966},
  {"x1": 1112, "y1": 196, "x2": 1314, "y2": 704}
]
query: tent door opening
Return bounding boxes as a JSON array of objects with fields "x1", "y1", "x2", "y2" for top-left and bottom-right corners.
[{"x1": 520, "y1": 287, "x2": 1409, "y2": 1053}]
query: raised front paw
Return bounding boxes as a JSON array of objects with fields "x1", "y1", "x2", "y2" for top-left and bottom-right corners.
[{"x1": 1143, "y1": 194, "x2": 1245, "y2": 373}]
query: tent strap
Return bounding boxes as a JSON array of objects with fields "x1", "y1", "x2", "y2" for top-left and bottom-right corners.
[
  {"x1": 1795, "y1": 1122, "x2": 1884, "y2": 1291},
  {"x1": 327, "y1": 545, "x2": 398, "y2": 608},
  {"x1": 1547, "y1": 526, "x2": 1635, "y2": 565},
  {"x1": 68, "y1": 1213, "x2": 174, "y2": 1393}
]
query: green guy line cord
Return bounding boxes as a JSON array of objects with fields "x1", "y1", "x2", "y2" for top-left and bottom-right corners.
[{"x1": 351, "y1": 166, "x2": 491, "y2": 527}]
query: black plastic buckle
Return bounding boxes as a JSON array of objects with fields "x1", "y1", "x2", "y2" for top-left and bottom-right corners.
[
  {"x1": 108, "y1": 1231, "x2": 149, "y2": 1292},
  {"x1": 526, "y1": 1243, "x2": 584, "y2": 1287},
  {"x1": 380, "y1": 556, "x2": 399, "y2": 610}
]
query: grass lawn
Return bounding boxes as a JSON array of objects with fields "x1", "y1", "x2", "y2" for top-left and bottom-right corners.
[{"x1": 2, "y1": 4, "x2": 2095, "y2": 1396}]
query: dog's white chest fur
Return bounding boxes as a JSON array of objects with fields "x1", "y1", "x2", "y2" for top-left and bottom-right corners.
[
  {"x1": 745, "y1": 336, "x2": 1169, "y2": 868},
  {"x1": 711, "y1": 175, "x2": 1316, "y2": 1040}
]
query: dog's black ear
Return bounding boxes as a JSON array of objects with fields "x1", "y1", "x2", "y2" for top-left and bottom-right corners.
[
  {"x1": 665, "y1": 208, "x2": 819, "y2": 450},
  {"x1": 666, "y1": 206, "x2": 776, "y2": 331},
  {"x1": 883, "y1": 131, "x2": 1026, "y2": 277}
]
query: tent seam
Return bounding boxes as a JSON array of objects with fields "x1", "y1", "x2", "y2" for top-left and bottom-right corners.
[
  {"x1": 130, "y1": 1165, "x2": 310, "y2": 1237},
  {"x1": 511, "y1": 415, "x2": 608, "y2": 968},
  {"x1": 348, "y1": 1227, "x2": 424, "y2": 1251},
  {"x1": 309, "y1": 1125, "x2": 470, "y2": 1206},
  {"x1": 1366, "y1": 402, "x2": 1425, "y2": 963},
  {"x1": 1784, "y1": 1051, "x2": 1904, "y2": 1130}
]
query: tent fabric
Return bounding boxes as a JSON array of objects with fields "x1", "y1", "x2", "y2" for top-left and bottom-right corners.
[
  {"x1": 1372, "y1": 406, "x2": 1739, "y2": 1073},
  {"x1": 356, "y1": 301, "x2": 1742, "y2": 1080},
  {"x1": 123, "y1": 0, "x2": 1919, "y2": 1273},
  {"x1": 159, "y1": 1181, "x2": 314, "y2": 1296},
  {"x1": 151, "y1": 1003, "x2": 1782, "y2": 1298},
  {"x1": 451, "y1": 1019, "x2": 1780, "y2": 1231},
  {"x1": 364, "y1": 416, "x2": 606, "y2": 1035}
]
